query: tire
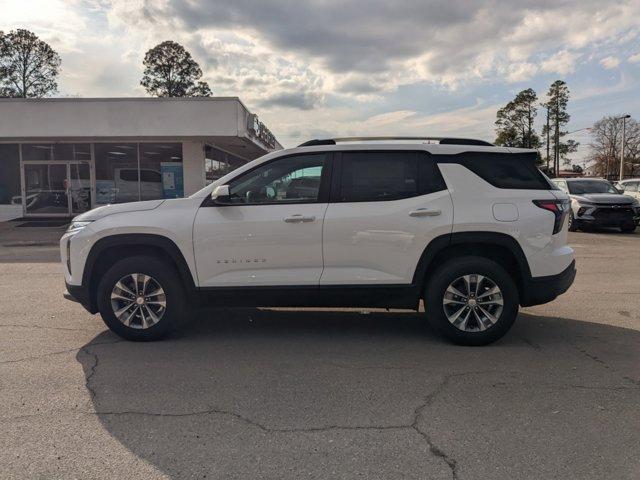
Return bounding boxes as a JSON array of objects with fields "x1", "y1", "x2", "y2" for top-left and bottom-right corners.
[
  {"x1": 425, "y1": 256, "x2": 519, "y2": 346},
  {"x1": 567, "y1": 211, "x2": 578, "y2": 232},
  {"x1": 620, "y1": 223, "x2": 637, "y2": 233},
  {"x1": 96, "y1": 255, "x2": 187, "y2": 341}
]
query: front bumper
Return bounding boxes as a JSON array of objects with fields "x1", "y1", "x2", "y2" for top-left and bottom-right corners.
[
  {"x1": 521, "y1": 260, "x2": 576, "y2": 307},
  {"x1": 574, "y1": 206, "x2": 639, "y2": 227},
  {"x1": 64, "y1": 282, "x2": 98, "y2": 314}
]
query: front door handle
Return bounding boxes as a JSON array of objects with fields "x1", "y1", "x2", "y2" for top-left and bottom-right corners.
[
  {"x1": 409, "y1": 208, "x2": 441, "y2": 217},
  {"x1": 283, "y1": 214, "x2": 316, "y2": 223}
]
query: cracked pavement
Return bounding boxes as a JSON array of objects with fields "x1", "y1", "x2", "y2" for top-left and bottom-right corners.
[{"x1": 1, "y1": 230, "x2": 639, "y2": 479}]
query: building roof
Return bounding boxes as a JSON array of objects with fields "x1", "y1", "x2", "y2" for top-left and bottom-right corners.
[{"x1": 0, "y1": 97, "x2": 282, "y2": 159}]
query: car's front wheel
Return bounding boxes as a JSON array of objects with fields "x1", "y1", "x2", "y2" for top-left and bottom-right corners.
[
  {"x1": 96, "y1": 256, "x2": 187, "y2": 341},
  {"x1": 425, "y1": 256, "x2": 519, "y2": 346}
]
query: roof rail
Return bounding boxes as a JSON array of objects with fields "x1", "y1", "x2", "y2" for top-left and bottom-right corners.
[{"x1": 297, "y1": 137, "x2": 494, "y2": 147}]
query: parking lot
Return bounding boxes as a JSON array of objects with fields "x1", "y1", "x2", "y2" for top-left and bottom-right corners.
[{"x1": 1, "y1": 227, "x2": 639, "y2": 479}]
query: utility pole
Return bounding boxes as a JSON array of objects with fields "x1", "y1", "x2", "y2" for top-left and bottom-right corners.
[{"x1": 617, "y1": 114, "x2": 631, "y2": 181}]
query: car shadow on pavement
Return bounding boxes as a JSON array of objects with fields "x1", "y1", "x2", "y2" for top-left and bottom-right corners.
[{"x1": 75, "y1": 309, "x2": 640, "y2": 479}]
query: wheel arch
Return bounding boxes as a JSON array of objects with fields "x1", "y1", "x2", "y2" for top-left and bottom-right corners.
[
  {"x1": 82, "y1": 234, "x2": 197, "y2": 312},
  {"x1": 413, "y1": 232, "x2": 532, "y2": 303}
]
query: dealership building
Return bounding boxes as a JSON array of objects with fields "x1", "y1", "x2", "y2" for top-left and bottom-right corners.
[{"x1": 0, "y1": 97, "x2": 281, "y2": 220}]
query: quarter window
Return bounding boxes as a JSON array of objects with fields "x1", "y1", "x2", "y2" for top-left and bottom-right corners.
[
  {"x1": 228, "y1": 154, "x2": 326, "y2": 204},
  {"x1": 338, "y1": 151, "x2": 446, "y2": 202}
]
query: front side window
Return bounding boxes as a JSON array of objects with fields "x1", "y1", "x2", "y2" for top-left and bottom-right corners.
[
  {"x1": 228, "y1": 154, "x2": 326, "y2": 205},
  {"x1": 338, "y1": 151, "x2": 445, "y2": 202}
]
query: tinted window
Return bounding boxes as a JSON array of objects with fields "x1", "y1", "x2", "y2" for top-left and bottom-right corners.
[
  {"x1": 140, "y1": 170, "x2": 161, "y2": 183},
  {"x1": 567, "y1": 180, "x2": 618, "y2": 194},
  {"x1": 119, "y1": 169, "x2": 138, "y2": 182},
  {"x1": 338, "y1": 151, "x2": 445, "y2": 202},
  {"x1": 229, "y1": 154, "x2": 326, "y2": 204},
  {"x1": 439, "y1": 152, "x2": 550, "y2": 189}
]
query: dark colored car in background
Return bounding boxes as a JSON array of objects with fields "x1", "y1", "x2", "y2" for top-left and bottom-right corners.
[{"x1": 553, "y1": 178, "x2": 640, "y2": 233}]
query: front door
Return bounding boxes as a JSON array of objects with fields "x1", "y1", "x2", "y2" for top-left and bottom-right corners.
[
  {"x1": 23, "y1": 162, "x2": 92, "y2": 216},
  {"x1": 193, "y1": 153, "x2": 331, "y2": 287}
]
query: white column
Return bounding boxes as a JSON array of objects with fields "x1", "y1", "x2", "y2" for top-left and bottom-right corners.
[{"x1": 182, "y1": 141, "x2": 206, "y2": 196}]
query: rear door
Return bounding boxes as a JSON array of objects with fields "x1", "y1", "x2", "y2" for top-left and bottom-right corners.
[{"x1": 320, "y1": 150, "x2": 453, "y2": 285}]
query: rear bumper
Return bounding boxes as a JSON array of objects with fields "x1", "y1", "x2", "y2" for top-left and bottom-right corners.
[
  {"x1": 521, "y1": 260, "x2": 576, "y2": 307},
  {"x1": 64, "y1": 282, "x2": 98, "y2": 314}
]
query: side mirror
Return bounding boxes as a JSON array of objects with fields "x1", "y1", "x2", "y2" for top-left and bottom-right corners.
[{"x1": 211, "y1": 185, "x2": 231, "y2": 204}]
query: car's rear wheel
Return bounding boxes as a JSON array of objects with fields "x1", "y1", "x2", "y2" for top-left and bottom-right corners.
[
  {"x1": 425, "y1": 256, "x2": 519, "y2": 346},
  {"x1": 96, "y1": 256, "x2": 187, "y2": 341}
]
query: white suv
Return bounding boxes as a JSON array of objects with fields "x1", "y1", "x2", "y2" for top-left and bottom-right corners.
[{"x1": 61, "y1": 137, "x2": 576, "y2": 345}]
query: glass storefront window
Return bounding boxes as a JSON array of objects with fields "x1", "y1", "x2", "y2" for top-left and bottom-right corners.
[
  {"x1": 95, "y1": 143, "x2": 139, "y2": 204},
  {"x1": 139, "y1": 143, "x2": 183, "y2": 199},
  {"x1": 94, "y1": 143, "x2": 183, "y2": 204},
  {"x1": 205, "y1": 145, "x2": 243, "y2": 184},
  {"x1": 22, "y1": 143, "x2": 91, "y2": 161},
  {"x1": 0, "y1": 144, "x2": 21, "y2": 206}
]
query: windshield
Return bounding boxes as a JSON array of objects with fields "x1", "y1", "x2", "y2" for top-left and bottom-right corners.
[{"x1": 567, "y1": 180, "x2": 618, "y2": 195}]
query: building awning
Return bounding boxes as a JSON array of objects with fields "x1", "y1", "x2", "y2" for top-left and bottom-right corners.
[{"x1": 0, "y1": 97, "x2": 282, "y2": 160}]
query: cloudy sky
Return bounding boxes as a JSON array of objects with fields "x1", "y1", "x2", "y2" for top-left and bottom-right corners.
[{"x1": 2, "y1": 0, "x2": 640, "y2": 163}]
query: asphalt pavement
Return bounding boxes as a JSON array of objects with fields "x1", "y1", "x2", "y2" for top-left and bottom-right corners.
[{"x1": 0, "y1": 228, "x2": 639, "y2": 479}]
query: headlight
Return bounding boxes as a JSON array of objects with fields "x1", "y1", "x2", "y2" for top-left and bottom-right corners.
[{"x1": 66, "y1": 221, "x2": 92, "y2": 234}]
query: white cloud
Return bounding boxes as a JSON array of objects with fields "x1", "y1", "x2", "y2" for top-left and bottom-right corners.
[
  {"x1": 504, "y1": 62, "x2": 539, "y2": 83},
  {"x1": 628, "y1": 52, "x2": 640, "y2": 63},
  {"x1": 540, "y1": 50, "x2": 581, "y2": 76},
  {"x1": 600, "y1": 56, "x2": 621, "y2": 69}
]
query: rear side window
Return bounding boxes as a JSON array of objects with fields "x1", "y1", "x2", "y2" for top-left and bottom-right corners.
[
  {"x1": 439, "y1": 152, "x2": 550, "y2": 190},
  {"x1": 337, "y1": 151, "x2": 446, "y2": 202}
]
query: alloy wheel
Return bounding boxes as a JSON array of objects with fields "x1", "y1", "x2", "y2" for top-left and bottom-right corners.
[
  {"x1": 110, "y1": 273, "x2": 166, "y2": 329},
  {"x1": 442, "y1": 274, "x2": 504, "y2": 332}
]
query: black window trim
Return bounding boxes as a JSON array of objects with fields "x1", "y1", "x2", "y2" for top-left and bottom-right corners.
[
  {"x1": 202, "y1": 151, "x2": 334, "y2": 207},
  {"x1": 330, "y1": 149, "x2": 448, "y2": 203}
]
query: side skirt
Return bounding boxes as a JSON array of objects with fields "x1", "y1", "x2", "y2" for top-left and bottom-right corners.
[{"x1": 198, "y1": 284, "x2": 422, "y2": 310}]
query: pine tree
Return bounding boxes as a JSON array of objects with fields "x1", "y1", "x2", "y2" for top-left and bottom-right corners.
[
  {"x1": 494, "y1": 88, "x2": 541, "y2": 149},
  {"x1": 542, "y1": 80, "x2": 578, "y2": 175}
]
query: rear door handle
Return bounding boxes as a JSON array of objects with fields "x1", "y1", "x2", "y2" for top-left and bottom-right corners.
[
  {"x1": 283, "y1": 214, "x2": 316, "y2": 223},
  {"x1": 409, "y1": 208, "x2": 441, "y2": 217}
]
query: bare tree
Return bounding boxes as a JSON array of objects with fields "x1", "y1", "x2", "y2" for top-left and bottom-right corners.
[
  {"x1": 0, "y1": 29, "x2": 61, "y2": 98},
  {"x1": 589, "y1": 116, "x2": 640, "y2": 178}
]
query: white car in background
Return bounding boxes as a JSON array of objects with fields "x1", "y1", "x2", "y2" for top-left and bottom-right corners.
[{"x1": 616, "y1": 178, "x2": 640, "y2": 201}]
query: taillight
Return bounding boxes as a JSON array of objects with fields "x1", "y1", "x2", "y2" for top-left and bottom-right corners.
[{"x1": 533, "y1": 199, "x2": 570, "y2": 234}]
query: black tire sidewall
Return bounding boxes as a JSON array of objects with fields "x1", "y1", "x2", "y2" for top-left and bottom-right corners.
[
  {"x1": 97, "y1": 256, "x2": 186, "y2": 341},
  {"x1": 568, "y1": 211, "x2": 578, "y2": 231},
  {"x1": 425, "y1": 256, "x2": 519, "y2": 346}
]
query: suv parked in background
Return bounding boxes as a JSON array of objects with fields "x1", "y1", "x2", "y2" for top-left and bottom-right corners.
[
  {"x1": 553, "y1": 177, "x2": 639, "y2": 233},
  {"x1": 62, "y1": 137, "x2": 576, "y2": 345}
]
